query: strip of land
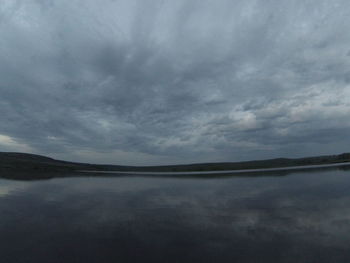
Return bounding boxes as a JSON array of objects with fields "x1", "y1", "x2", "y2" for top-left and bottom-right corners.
[
  {"x1": 0, "y1": 152, "x2": 349, "y2": 175},
  {"x1": 80, "y1": 161, "x2": 350, "y2": 175}
]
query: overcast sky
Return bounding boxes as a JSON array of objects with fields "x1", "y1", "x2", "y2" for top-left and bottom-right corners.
[{"x1": 1, "y1": 0, "x2": 350, "y2": 165}]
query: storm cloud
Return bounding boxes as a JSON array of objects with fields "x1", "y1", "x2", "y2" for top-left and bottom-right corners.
[{"x1": 1, "y1": 0, "x2": 350, "y2": 165}]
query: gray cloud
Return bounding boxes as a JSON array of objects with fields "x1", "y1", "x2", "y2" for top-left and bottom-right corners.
[{"x1": 1, "y1": 0, "x2": 350, "y2": 164}]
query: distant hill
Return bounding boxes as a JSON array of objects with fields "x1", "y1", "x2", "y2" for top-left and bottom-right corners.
[
  {"x1": 0, "y1": 152, "x2": 91, "y2": 172},
  {"x1": 1, "y1": 152, "x2": 350, "y2": 175}
]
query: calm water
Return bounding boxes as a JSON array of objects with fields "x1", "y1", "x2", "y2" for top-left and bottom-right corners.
[{"x1": 1, "y1": 166, "x2": 350, "y2": 262}]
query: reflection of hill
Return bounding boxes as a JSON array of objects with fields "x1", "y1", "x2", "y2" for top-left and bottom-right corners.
[
  {"x1": 339, "y1": 165, "x2": 350, "y2": 171},
  {"x1": 0, "y1": 152, "x2": 350, "y2": 180}
]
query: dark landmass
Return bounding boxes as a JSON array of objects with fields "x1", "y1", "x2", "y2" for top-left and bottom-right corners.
[{"x1": 1, "y1": 151, "x2": 350, "y2": 174}]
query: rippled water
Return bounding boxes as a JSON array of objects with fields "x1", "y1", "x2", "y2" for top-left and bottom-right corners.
[{"x1": 1, "y1": 166, "x2": 350, "y2": 262}]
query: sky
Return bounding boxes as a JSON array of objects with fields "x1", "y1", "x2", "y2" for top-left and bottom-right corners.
[{"x1": 0, "y1": 0, "x2": 350, "y2": 165}]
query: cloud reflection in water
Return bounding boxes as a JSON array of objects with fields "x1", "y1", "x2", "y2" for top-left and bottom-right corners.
[{"x1": 0, "y1": 168, "x2": 350, "y2": 262}]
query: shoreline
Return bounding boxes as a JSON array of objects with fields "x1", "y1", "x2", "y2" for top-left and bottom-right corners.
[{"x1": 80, "y1": 161, "x2": 350, "y2": 175}]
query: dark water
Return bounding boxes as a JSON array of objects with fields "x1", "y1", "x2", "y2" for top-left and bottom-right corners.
[{"x1": 1, "y1": 167, "x2": 350, "y2": 262}]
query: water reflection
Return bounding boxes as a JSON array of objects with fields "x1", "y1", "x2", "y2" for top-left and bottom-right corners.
[{"x1": 0, "y1": 168, "x2": 350, "y2": 262}]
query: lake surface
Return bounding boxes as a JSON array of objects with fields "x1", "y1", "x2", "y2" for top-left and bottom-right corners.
[{"x1": 1, "y1": 166, "x2": 350, "y2": 262}]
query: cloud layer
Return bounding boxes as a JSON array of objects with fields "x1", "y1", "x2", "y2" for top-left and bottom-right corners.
[{"x1": 1, "y1": 0, "x2": 350, "y2": 164}]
